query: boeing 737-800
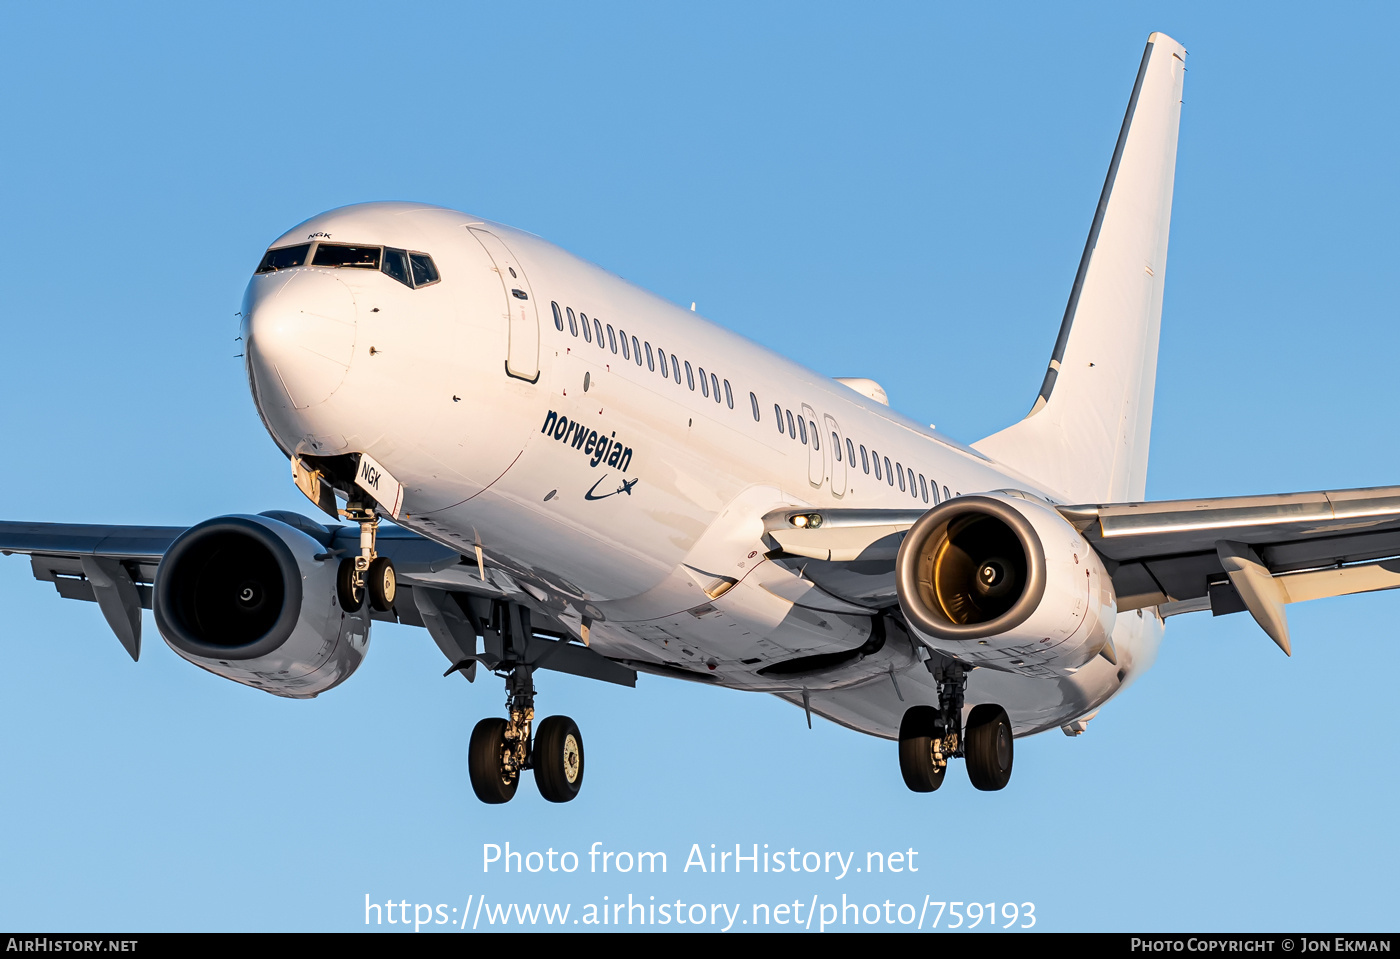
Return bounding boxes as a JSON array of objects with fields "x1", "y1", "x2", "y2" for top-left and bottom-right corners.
[{"x1": 6, "y1": 32, "x2": 1398, "y2": 803}]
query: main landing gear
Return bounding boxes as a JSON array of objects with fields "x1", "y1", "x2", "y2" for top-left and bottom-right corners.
[
  {"x1": 335, "y1": 501, "x2": 396, "y2": 613},
  {"x1": 467, "y1": 604, "x2": 585, "y2": 804},
  {"x1": 898, "y1": 662, "x2": 1014, "y2": 792}
]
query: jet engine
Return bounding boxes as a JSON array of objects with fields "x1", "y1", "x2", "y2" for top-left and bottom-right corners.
[
  {"x1": 895, "y1": 493, "x2": 1116, "y2": 675},
  {"x1": 153, "y1": 513, "x2": 370, "y2": 698}
]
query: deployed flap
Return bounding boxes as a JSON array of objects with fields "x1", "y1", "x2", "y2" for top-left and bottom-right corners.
[
  {"x1": 974, "y1": 34, "x2": 1187, "y2": 503},
  {"x1": 1216, "y1": 542, "x2": 1291, "y2": 655},
  {"x1": 79, "y1": 556, "x2": 142, "y2": 661},
  {"x1": 413, "y1": 586, "x2": 479, "y2": 680},
  {"x1": 1061, "y1": 485, "x2": 1400, "y2": 648}
]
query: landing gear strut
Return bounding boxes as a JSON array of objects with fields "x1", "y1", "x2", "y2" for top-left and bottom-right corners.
[
  {"x1": 466, "y1": 602, "x2": 585, "y2": 804},
  {"x1": 898, "y1": 661, "x2": 1014, "y2": 792},
  {"x1": 336, "y1": 501, "x2": 396, "y2": 613},
  {"x1": 468, "y1": 664, "x2": 534, "y2": 804},
  {"x1": 898, "y1": 661, "x2": 964, "y2": 792}
]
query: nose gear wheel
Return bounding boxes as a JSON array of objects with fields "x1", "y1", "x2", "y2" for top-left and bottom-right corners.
[{"x1": 336, "y1": 501, "x2": 395, "y2": 613}]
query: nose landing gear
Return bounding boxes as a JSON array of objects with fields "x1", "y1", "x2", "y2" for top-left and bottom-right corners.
[{"x1": 335, "y1": 501, "x2": 396, "y2": 613}]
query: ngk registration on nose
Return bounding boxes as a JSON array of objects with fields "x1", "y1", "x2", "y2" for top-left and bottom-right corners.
[{"x1": 354, "y1": 452, "x2": 404, "y2": 518}]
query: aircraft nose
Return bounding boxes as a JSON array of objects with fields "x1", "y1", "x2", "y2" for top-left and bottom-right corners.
[{"x1": 243, "y1": 269, "x2": 358, "y2": 410}]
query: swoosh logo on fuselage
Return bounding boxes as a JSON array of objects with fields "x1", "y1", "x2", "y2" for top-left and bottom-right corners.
[{"x1": 585, "y1": 474, "x2": 639, "y2": 501}]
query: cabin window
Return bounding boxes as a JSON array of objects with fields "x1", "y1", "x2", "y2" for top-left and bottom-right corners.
[
  {"x1": 774, "y1": 404, "x2": 784, "y2": 431},
  {"x1": 919, "y1": 474, "x2": 928, "y2": 503},
  {"x1": 313, "y1": 243, "x2": 379, "y2": 269},
  {"x1": 685, "y1": 361, "x2": 695, "y2": 390},
  {"x1": 751, "y1": 392, "x2": 761, "y2": 422},
  {"x1": 896, "y1": 462, "x2": 906, "y2": 491},
  {"x1": 872, "y1": 451, "x2": 882, "y2": 480},
  {"x1": 860, "y1": 444, "x2": 870, "y2": 473},
  {"x1": 645, "y1": 342, "x2": 655, "y2": 371},
  {"x1": 658, "y1": 349, "x2": 668, "y2": 378},
  {"x1": 724, "y1": 379, "x2": 734, "y2": 409},
  {"x1": 409, "y1": 253, "x2": 440, "y2": 287},
  {"x1": 809, "y1": 420, "x2": 819, "y2": 449},
  {"x1": 567, "y1": 308, "x2": 579, "y2": 336},
  {"x1": 908, "y1": 468, "x2": 917, "y2": 497},
  {"x1": 797, "y1": 416, "x2": 807, "y2": 444},
  {"x1": 577, "y1": 311, "x2": 590, "y2": 342},
  {"x1": 832, "y1": 434, "x2": 841, "y2": 461},
  {"x1": 620, "y1": 331, "x2": 631, "y2": 360},
  {"x1": 711, "y1": 373, "x2": 721, "y2": 403},
  {"x1": 256, "y1": 244, "x2": 310, "y2": 273},
  {"x1": 786, "y1": 409, "x2": 796, "y2": 438},
  {"x1": 633, "y1": 336, "x2": 643, "y2": 366},
  {"x1": 551, "y1": 301, "x2": 564, "y2": 331},
  {"x1": 381, "y1": 248, "x2": 411, "y2": 286},
  {"x1": 885, "y1": 457, "x2": 894, "y2": 486},
  {"x1": 607, "y1": 324, "x2": 618, "y2": 353},
  {"x1": 699, "y1": 367, "x2": 709, "y2": 397},
  {"x1": 673, "y1": 356, "x2": 682, "y2": 384},
  {"x1": 846, "y1": 438, "x2": 856, "y2": 467}
]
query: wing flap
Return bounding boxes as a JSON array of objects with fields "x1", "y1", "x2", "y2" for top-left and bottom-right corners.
[{"x1": 1064, "y1": 485, "x2": 1400, "y2": 649}]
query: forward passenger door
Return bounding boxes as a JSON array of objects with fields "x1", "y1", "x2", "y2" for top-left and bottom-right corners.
[{"x1": 469, "y1": 228, "x2": 539, "y2": 383}]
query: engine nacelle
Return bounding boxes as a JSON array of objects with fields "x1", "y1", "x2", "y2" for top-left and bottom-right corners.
[
  {"x1": 153, "y1": 514, "x2": 370, "y2": 698},
  {"x1": 895, "y1": 493, "x2": 1116, "y2": 676}
]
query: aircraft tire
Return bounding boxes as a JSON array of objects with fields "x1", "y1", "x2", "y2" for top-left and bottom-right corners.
[
  {"x1": 964, "y1": 704, "x2": 1014, "y2": 791},
  {"x1": 336, "y1": 558, "x2": 364, "y2": 613},
  {"x1": 898, "y1": 705, "x2": 948, "y2": 792},
  {"x1": 367, "y1": 557, "x2": 396, "y2": 612},
  {"x1": 468, "y1": 718, "x2": 519, "y2": 804},
  {"x1": 533, "y1": 715, "x2": 585, "y2": 803}
]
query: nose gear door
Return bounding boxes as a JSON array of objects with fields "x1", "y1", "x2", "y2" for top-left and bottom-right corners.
[{"x1": 469, "y1": 228, "x2": 539, "y2": 383}]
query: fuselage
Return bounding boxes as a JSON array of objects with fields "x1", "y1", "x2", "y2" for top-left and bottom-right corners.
[{"x1": 241, "y1": 201, "x2": 1163, "y2": 739}]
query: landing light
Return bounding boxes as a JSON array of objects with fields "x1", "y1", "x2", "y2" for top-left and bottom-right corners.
[{"x1": 789, "y1": 513, "x2": 823, "y2": 529}]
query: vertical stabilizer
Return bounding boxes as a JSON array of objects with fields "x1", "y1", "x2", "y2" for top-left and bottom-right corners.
[{"x1": 973, "y1": 34, "x2": 1186, "y2": 504}]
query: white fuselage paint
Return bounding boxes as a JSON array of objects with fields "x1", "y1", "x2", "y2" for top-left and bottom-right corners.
[{"x1": 242, "y1": 202, "x2": 1163, "y2": 740}]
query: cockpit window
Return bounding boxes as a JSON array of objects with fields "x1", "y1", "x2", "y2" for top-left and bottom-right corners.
[
  {"x1": 257, "y1": 239, "x2": 441, "y2": 289},
  {"x1": 382, "y1": 247, "x2": 411, "y2": 286},
  {"x1": 312, "y1": 244, "x2": 381, "y2": 269},
  {"x1": 409, "y1": 253, "x2": 440, "y2": 287},
  {"x1": 255, "y1": 244, "x2": 310, "y2": 273}
]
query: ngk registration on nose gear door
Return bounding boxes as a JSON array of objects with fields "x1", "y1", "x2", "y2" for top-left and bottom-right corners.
[{"x1": 469, "y1": 228, "x2": 539, "y2": 383}]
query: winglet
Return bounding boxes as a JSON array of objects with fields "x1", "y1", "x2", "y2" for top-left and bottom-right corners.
[{"x1": 1216, "y1": 541, "x2": 1292, "y2": 655}]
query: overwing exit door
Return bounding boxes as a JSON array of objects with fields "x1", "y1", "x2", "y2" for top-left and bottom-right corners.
[{"x1": 824, "y1": 413, "x2": 847, "y2": 496}]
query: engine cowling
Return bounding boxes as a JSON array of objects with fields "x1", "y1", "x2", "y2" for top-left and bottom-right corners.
[
  {"x1": 895, "y1": 493, "x2": 1116, "y2": 676},
  {"x1": 153, "y1": 513, "x2": 370, "y2": 698}
]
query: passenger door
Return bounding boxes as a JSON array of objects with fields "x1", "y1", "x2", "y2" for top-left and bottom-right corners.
[{"x1": 468, "y1": 228, "x2": 539, "y2": 383}]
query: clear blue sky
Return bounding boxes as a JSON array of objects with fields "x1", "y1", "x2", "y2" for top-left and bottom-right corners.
[{"x1": 1, "y1": 1, "x2": 1396, "y2": 932}]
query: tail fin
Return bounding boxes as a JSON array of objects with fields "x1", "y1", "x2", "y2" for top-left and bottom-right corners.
[{"x1": 973, "y1": 33, "x2": 1186, "y2": 504}]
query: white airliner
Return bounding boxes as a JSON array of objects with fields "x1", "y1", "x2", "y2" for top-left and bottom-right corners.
[{"x1": 6, "y1": 32, "x2": 1398, "y2": 802}]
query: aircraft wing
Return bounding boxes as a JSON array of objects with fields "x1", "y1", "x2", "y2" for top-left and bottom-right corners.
[
  {"x1": 0, "y1": 511, "x2": 635, "y2": 685},
  {"x1": 764, "y1": 485, "x2": 1400, "y2": 655}
]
